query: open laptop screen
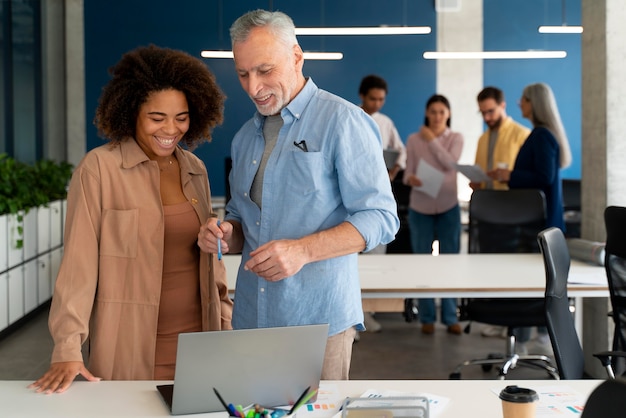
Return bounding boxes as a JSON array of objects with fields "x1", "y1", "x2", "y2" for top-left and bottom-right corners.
[{"x1": 158, "y1": 324, "x2": 329, "y2": 415}]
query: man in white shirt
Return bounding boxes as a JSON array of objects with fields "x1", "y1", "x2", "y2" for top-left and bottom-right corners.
[
  {"x1": 358, "y1": 75, "x2": 407, "y2": 332},
  {"x1": 359, "y1": 75, "x2": 406, "y2": 181}
]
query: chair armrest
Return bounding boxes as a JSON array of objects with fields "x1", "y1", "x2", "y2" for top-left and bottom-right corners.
[
  {"x1": 593, "y1": 351, "x2": 626, "y2": 377},
  {"x1": 593, "y1": 350, "x2": 626, "y2": 365}
]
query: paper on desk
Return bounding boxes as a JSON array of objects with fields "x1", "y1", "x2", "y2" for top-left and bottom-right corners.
[
  {"x1": 491, "y1": 386, "x2": 586, "y2": 416},
  {"x1": 414, "y1": 160, "x2": 444, "y2": 198},
  {"x1": 567, "y1": 275, "x2": 608, "y2": 286},
  {"x1": 296, "y1": 383, "x2": 344, "y2": 418},
  {"x1": 454, "y1": 164, "x2": 491, "y2": 183},
  {"x1": 353, "y1": 389, "x2": 449, "y2": 417}
]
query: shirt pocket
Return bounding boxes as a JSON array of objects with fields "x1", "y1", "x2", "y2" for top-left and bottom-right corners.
[
  {"x1": 100, "y1": 208, "x2": 138, "y2": 258},
  {"x1": 287, "y1": 151, "x2": 332, "y2": 196}
]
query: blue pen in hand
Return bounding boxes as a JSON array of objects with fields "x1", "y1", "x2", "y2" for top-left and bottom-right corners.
[{"x1": 216, "y1": 220, "x2": 222, "y2": 260}]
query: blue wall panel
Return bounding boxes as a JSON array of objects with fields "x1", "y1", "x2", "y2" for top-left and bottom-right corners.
[
  {"x1": 483, "y1": 0, "x2": 581, "y2": 180},
  {"x1": 84, "y1": 0, "x2": 436, "y2": 196},
  {"x1": 84, "y1": 0, "x2": 581, "y2": 196}
]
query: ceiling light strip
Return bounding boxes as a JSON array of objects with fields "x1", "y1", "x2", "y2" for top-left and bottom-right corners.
[
  {"x1": 295, "y1": 26, "x2": 431, "y2": 35},
  {"x1": 538, "y1": 25, "x2": 583, "y2": 34},
  {"x1": 423, "y1": 50, "x2": 567, "y2": 59},
  {"x1": 200, "y1": 51, "x2": 343, "y2": 60}
]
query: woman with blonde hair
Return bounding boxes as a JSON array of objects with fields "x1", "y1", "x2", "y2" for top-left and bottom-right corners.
[{"x1": 489, "y1": 82, "x2": 571, "y2": 231}]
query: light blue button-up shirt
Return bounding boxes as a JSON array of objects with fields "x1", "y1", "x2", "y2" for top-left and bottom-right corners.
[{"x1": 226, "y1": 79, "x2": 399, "y2": 336}]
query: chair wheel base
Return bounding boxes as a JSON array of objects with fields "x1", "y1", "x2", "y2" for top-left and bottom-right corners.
[{"x1": 403, "y1": 298, "x2": 418, "y2": 322}]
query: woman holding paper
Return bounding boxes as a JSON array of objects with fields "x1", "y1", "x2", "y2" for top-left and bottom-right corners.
[{"x1": 403, "y1": 94, "x2": 464, "y2": 335}]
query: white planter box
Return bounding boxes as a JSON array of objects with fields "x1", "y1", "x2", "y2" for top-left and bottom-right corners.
[
  {"x1": 38, "y1": 254, "x2": 51, "y2": 304},
  {"x1": 50, "y1": 200, "x2": 63, "y2": 248},
  {"x1": 37, "y1": 204, "x2": 51, "y2": 254},
  {"x1": 0, "y1": 272, "x2": 8, "y2": 330},
  {"x1": 24, "y1": 260, "x2": 38, "y2": 314},
  {"x1": 0, "y1": 199, "x2": 67, "y2": 332},
  {"x1": 23, "y1": 209, "x2": 38, "y2": 261},
  {"x1": 7, "y1": 212, "x2": 24, "y2": 269},
  {"x1": 7, "y1": 267, "x2": 24, "y2": 325},
  {"x1": 0, "y1": 214, "x2": 7, "y2": 272}
]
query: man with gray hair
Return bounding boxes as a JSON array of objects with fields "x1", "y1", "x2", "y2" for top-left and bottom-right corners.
[{"x1": 197, "y1": 9, "x2": 399, "y2": 379}]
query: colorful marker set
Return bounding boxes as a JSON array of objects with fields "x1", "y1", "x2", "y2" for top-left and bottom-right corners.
[{"x1": 213, "y1": 387, "x2": 318, "y2": 418}]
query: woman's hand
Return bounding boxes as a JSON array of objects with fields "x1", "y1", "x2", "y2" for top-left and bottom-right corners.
[
  {"x1": 198, "y1": 218, "x2": 232, "y2": 255},
  {"x1": 28, "y1": 361, "x2": 100, "y2": 394},
  {"x1": 406, "y1": 174, "x2": 423, "y2": 187},
  {"x1": 420, "y1": 126, "x2": 436, "y2": 142}
]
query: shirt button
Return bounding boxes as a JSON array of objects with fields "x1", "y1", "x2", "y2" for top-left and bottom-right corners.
[
  {"x1": 256, "y1": 221, "x2": 260, "y2": 226},
  {"x1": 244, "y1": 192, "x2": 248, "y2": 197},
  {"x1": 252, "y1": 160, "x2": 257, "y2": 165},
  {"x1": 260, "y1": 288, "x2": 265, "y2": 293}
]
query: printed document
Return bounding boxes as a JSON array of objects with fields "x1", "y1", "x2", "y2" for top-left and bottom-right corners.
[
  {"x1": 414, "y1": 160, "x2": 444, "y2": 198},
  {"x1": 454, "y1": 164, "x2": 491, "y2": 183}
]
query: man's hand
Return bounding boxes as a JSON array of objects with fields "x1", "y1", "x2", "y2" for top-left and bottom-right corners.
[
  {"x1": 487, "y1": 168, "x2": 511, "y2": 183},
  {"x1": 28, "y1": 361, "x2": 100, "y2": 394},
  {"x1": 469, "y1": 182, "x2": 483, "y2": 191},
  {"x1": 245, "y1": 239, "x2": 309, "y2": 281}
]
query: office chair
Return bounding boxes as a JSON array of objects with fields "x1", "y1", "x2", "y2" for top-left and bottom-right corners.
[
  {"x1": 594, "y1": 206, "x2": 626, "y2": 377},
  {"x1": 450, "y1": 189, "x2": 558, "y2": 379},
  {"x1": 562, "y1": 179, "x2": 581, "y2": 238},
  {"x1": 537, "y1": 227, "x2": 585, "y2": 379},
  {"x1": 580, "y1": 378, "x2": 626, "y2": 418},
  {"x1": 538, "y1": 225, "x2": 626, "y2": 379}
]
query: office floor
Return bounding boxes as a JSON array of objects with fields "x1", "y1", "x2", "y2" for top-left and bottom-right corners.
[{"x1": 0, "y1": 306, "x2": 555, "y2": 382}]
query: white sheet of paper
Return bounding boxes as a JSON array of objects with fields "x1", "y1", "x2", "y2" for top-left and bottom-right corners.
[
  {"x1": 454, "y1": 164, "x2": 491, "y2": 183},
  {"x1": 414, "y1": 160, "x2": 444, "y2": 198}
]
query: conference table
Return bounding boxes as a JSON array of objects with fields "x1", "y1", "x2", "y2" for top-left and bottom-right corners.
[
  {"x1": 223, "y1": 253, "x2": 608, "y2": 335},
  {"x1": 1, "y1": 379, "x2": 604, "y2": 417},
  {"x1": 223, "y1": 253, "x2": 607, "y2": 297}
]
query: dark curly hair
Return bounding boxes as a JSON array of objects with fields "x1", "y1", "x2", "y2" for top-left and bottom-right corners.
[{"x1": 94, "y1": 44, "x2": 225, "y2": 149}]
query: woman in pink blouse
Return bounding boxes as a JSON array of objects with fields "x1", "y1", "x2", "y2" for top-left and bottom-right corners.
[{"x1": 403, "y1": 94, "x2": 464, "y2": 335}]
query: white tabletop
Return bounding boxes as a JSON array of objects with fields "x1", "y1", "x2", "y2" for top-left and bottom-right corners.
[
  {"x1": 223, "y1": 253, "x2": 608, "y2": 299},
  {"x1": 1, "y1": 379, "x2": 603, "y2": 418}
]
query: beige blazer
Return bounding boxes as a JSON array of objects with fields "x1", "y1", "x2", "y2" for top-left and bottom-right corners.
[
  {"x1": 49, "y1": 139, "x2": 232, "y2": 380},
  {"x1": 474, "y1": 116, "x2": 530, "y2": 190}
]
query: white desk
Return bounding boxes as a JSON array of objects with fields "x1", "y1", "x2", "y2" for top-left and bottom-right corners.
[
  {"x1": 223, "y1": 253, "x2": 607, "y2": 298},
  {"x1": 0, "y1": 379, "x2": 603, "y2": 418},
  {"x1": 223, "y1": 253, "x2": 608, "y2": 339},
  {"x1": 356, "y1": 253, "x2": 607, "y2": 298}
]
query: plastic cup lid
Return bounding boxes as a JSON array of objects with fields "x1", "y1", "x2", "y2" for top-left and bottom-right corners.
[{"x1": 499, "y1": 386, "x2": 539, "y2": 403}]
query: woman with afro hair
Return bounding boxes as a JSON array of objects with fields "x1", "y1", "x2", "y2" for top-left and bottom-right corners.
[{"x1": 30, "y1": 45, "x2": 232, "y2": 393}]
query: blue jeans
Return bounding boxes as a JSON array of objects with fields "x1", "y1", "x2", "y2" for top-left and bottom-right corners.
[{"x1": 409, "y1": 205, "x2": 461, "y2": 325}]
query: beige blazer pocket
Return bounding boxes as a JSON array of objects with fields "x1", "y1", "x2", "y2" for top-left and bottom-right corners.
[{"x1": 100, "y1": 209, "x2": 138, "y2": 258}]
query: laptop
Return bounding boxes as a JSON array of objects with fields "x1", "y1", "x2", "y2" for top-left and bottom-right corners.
[
  {"x1": 383, "y1": 149, "x2": 400, "y2": 170},
  {"x1": 157, "y1": 324, "x2": 329, "y2": 415}
]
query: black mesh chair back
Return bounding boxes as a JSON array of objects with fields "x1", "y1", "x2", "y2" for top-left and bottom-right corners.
[
  {"x1": 461, "y1": 189, "x2": 547, "y2": 321},
  {"x1": 603, "y1": 206, "x2": 626, "y2": 373},
  {"x1": 538, "y1": 227, "x2": 584, "y2": 379},
  {"x1": 468, "y1": 189, "x2": 547, "y2": 254},
  {"x1": 450, "y1": 189, "x2": 558, "y2": 379}
]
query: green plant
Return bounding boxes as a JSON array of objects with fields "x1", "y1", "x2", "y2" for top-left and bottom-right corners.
[{"x1": 0, "y1": 153, "x2": 74, "y2": 248}]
